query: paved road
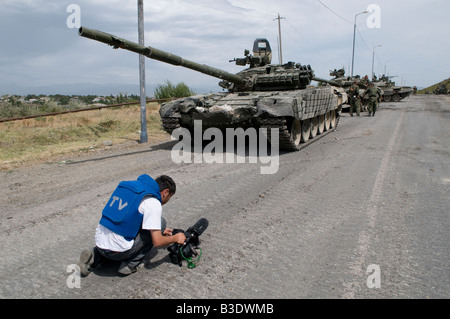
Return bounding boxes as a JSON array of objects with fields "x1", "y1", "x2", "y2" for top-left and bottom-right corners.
[{"x1": 0, "y1": 95, "x2": 449, "y2": 299}]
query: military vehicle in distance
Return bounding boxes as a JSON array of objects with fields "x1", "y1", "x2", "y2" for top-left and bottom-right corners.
[
  {"x1": 328, "y1": 68, "x2": 369, "y2": 111},
  {"x1": 433, "y1": 84, "x2": 449, "y2": 95},
  {"x1": 78, "y1": 27, "x2": 347, "y2": 151},
  {"x1": 328, "y1": 68, "x2": 360, "y2": 88},
  {"x1": 372, "y1": 75, "x2": 413, "y2": 102}
]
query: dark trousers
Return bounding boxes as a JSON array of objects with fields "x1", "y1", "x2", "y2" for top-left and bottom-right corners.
[
  {"x1": 97, "y1": 229, "x2": 153, "y2": 270},
  {"x1": 368, "y1": 98, "x2": 378, "y2": 114},
  {"x1": 96, "y1": 218, "x2": 166, "y2": 270},
  {"x1": 349, "y1": 98, "x2": 360, "y2": 116}
]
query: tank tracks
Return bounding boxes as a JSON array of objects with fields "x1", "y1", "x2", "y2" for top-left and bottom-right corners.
[
  {"x1": 162, "y1": 114, "x2": 340, "y2": 152},
  {"x1": 257, "y1": 115, "x2": 340, "y2": 152},
  {"x1": 161, "y1": 117, "x2": 181, "y2": 133}
]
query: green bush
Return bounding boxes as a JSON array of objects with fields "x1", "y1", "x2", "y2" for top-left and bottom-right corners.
[
  {"x1": 0, "y1": 100, "x2": 69, "y2": 119},
  {"x1": 154, "y1": 80, "x2": 196, "y2": 99}
]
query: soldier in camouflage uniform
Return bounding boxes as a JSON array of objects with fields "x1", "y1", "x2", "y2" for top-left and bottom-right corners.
[
  {"x1": 363, "y1": 83, "x2": 382, "y2": 117},
  {"x1": 360, "y1": 75, "x2": 370, "y2": 88},
  {"x1": 348, "y1": 81, "x2": 361, "y2": 117}
]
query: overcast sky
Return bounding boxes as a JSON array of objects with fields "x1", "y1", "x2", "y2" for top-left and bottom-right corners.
[{"x1": 1, "y1": 0, "x2": 449, "y2": 96}]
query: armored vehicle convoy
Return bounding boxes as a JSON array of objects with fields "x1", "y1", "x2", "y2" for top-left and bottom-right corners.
[
  {"x1": 372, "y1": 75, "x2": 413, "y2": 102},
  {"x1": 79, "y1": 27, "x2": 347, "y2": 151}
]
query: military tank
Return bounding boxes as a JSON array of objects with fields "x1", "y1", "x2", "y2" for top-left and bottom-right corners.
[
  {"x1": 372, "y1": 75, "x2": 413, "y2": 102},
  {"x1": 328, "y1": 68, "x2": 368, "y2": 111},
  {"x1": 78, "y1": 27, "x2": 347, "y2": 151},
  {"x1": 328, "y1": 68, "x2": 361, "y2": 87}
]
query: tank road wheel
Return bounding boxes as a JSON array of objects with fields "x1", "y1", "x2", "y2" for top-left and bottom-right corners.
[
  {"x1": 392, "y1": 94, "x2": 401, "y2": 102},
  {"x1": 329, "y1": 110, "x2": 336, "y2": 129},
  {"x1": 317, "y1": 114, "x2": 325, "y2": 135},
  {"x1": 324, "y1": 112, "x2": 331, "y2": 131},
  {"x1": 289, "y1": 118, "x2": 302, "y2": 148},
  {"x1": 310, "y1": 116, "x2": 319, "y2": 139},
  {"x1": 384, "y1": 95, "x2": 392, "y2": 102},
  {"x1": 301, "y1": 119, "x2": 311, "y2": 143}
]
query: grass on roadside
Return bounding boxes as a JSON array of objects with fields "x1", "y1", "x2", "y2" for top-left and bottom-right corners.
[{"x1": 0, "y1": 102, "x2": 170, "y2": 170}]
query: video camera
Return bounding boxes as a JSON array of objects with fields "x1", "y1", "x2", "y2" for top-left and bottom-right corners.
[{"x1": 167, "y1": 218, "x2": 208, "y2": 268}]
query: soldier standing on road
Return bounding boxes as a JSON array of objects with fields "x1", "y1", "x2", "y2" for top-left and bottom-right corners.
[
  {"x1": 363, "y1": 83, "x2": 382, "y2": 117},
  {"x1": 77, "y1": 174, "x2": 186, "y2": 276},
  {"x1": 348, "y1": 81, "x2": 361, "y2": 117}
]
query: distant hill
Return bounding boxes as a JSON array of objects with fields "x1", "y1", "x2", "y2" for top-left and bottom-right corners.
[{"x1": 418, "y1": 78, "x2": 450, "y2": 94}]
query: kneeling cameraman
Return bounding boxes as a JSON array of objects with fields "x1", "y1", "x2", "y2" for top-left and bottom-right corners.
[{"x1": 77, "y1": 174, "x2": 186, "y2": 276}]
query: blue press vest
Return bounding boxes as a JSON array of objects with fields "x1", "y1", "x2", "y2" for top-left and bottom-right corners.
[{"x1": 99, "y1": 174, "x2": 161, "y2": 240}]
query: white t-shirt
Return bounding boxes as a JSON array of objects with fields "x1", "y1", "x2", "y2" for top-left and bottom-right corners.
[{"x1": 95, "y1": 196, "x2": 162, "y2": 252}]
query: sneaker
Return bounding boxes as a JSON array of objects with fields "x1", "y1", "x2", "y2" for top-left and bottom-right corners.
[
  {"x1": 118, "y1": 262, "x2": 137, "y2": 276},
  {"x1": 78, "y1": 248, "x2": 95, "y2": 277}
]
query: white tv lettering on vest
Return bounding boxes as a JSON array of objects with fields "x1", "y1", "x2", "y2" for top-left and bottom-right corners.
[
  {"x1": 110, "y1": 196, "x2": 128, "y2": 211},
  {"x1": 100, "y1": 175, "x2": 159, "y2": 240}
]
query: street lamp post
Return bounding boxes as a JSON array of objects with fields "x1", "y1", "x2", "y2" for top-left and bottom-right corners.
[
  {"x1": 351, "y1": 10, "x2": 368, "y2": 77},
  {"x1": 372, "y1": 44, "x2": 382, "y2": 80}
]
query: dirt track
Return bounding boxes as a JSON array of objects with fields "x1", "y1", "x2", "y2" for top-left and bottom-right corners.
[{"x1": 0, "y1": 95, "x2": 449, "y2": 299}]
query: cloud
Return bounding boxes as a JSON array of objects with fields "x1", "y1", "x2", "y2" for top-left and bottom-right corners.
[{"x1": 1, "y1": 0, "x2": 449, "y2": 96}]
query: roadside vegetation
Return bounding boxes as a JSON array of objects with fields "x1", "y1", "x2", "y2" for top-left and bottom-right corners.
[
  {"x1": 0, "y1": 81, "x2": 195, "y2": 170},
  {"x1": 417, "y1": 78, "x2": 450, "y2": 94},
  {"x1": 0, "y1": 103, "x2": 170, "y2": 170},
  {"x1": 0, "y1": 93, "x2": 139, "y2": 119},
  {"x1": 0, "y1": 102, "x2": 170, "y2": 170},
  {"x1": 154, "y1": 80, "x2": 196, "y2": 99}
]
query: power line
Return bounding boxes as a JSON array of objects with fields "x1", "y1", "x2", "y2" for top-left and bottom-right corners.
[
  {"x1": 284, "y1": 19, "x2": 315, "y2": 53},
  {"x1": 357, "y1": 29, "x2": 372, "y2": 53},
  {"x1": 314, "y1": 0, "x2": 374, "y2": 54},
  {"x1": 314, "y1": 0, "x2": 353, "y2": 25}
]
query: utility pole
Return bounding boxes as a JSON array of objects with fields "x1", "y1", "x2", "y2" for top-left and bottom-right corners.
[
  {"x1": 384, "y1": 60, "x2": 390, "y2": 76},
  {"x1": 372, "y1": 44, "x2": 382, "y2": 80},
  {"x1": 351, "y1": 10, "x2": 368, "y2": 77},
  {"x1": 138, "y1": 0, "x2": 147, "y2": 143},
  {"x1": 274, "y1": 13, "x2": 285, "y2": 65}
]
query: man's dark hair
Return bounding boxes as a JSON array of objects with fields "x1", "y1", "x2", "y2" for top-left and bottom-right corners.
[{"x1": 155, "y1": 175, "x2": 176, "y2": 195}]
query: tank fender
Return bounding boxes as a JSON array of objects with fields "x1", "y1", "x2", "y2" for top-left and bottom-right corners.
[
  {"x1": 159, "y1": 97, "x2": 204, "y2": 118},
  {"x1": 159, "y1": 100, "x2": 181, "y2": 118},
  {"x1": 254, "y1": 96, "x2": 299, "y2": 119}
]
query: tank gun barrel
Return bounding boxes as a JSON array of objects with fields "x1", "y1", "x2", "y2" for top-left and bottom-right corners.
[
  {"x1": 78, "y1": 26, "x2": 244, "y2": 85},
  {"x1": 312, "y1": 76, "x2": 342, "y2": 87}
]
